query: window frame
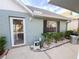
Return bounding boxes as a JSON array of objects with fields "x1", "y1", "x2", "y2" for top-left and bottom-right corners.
[{"x1": 43, "y1": 20, "x2": 59, "y2": 32}]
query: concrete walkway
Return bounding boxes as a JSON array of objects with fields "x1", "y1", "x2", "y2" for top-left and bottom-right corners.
[
  {"x1": 6, "y1": 43, "x2": 79, "y2": 59},
  {"x1": 6, "y1": 46, "x2": 49, "y2": 59},
  {"x1": 46, "y1": 43, "x2": 79, "y2": 59}
]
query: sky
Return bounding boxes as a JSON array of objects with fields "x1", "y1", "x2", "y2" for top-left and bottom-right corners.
[
  {"x1": 21, "y1": 0, "x2": 48, "y2": 7},
  {"x1": 20, "y1": 0, "x2": 66, "y2": 14},
  {"x1": 20, "y1": 0, "x2": 79, "y2": 16}
]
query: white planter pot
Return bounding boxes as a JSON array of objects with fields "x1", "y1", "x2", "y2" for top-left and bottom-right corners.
[{"x1": 70, "y1": 35, "x2": 79, "y2": 44}]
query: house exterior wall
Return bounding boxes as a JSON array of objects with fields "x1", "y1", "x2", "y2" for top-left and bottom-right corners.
[
  {"x1": 67, "y1": 20, "x2": 78, "y2": 31},
  {"x1": 0, "y1": 0, "x2": 27, "y2": 13},
  {"x1": 0, "y1": 10, "x2": 66, "y2": 49},
  {"x1": 26, "y1": 18, "x2": 43, "y2": 44},
  {"x1": 60, "y1": 21, "x2": 67, "y2": 32},
  {"x1": 0, "y1": 10, "x2": 43, "y2": 49}
]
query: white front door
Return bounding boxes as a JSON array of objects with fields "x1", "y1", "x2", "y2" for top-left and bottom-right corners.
[{"x1": 10, "y1": 17, "x2": 26, "y2": 47}]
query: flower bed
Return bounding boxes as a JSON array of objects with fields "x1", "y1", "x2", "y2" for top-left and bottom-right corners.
[
  {"x1": 31, "y1": 32, "x2": 72, "y2": 52},
  {"x1": 40, "y1": 39, "x2": 70, "y2": 51},
  {"x1": 36, "y1": 32, "x2": 71, "y2": 52}
]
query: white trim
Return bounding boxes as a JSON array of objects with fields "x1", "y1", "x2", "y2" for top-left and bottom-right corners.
[
  {"x1": 10, "y1": 17, "x2": 26, "y2": 47},
  {"x1": 10, "y1": 18, "x2": 14, "y2": 46}
]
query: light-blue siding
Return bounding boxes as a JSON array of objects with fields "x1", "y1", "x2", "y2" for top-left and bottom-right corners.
[
  {"x1": 0, "y1": 10, "x2": 43, "y2": 49},
  {"x1": 0, "y1": 10, "x2": 67, "y2": 49}
]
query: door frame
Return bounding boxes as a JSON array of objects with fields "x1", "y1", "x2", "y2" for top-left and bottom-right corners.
[{"x1": 10, "y1": 17, "x2": 26, "y2": 47}]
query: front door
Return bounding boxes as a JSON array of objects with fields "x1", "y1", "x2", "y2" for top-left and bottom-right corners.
[{"x1": 10, "y1": 17, "x2": 25, "y2": 47}]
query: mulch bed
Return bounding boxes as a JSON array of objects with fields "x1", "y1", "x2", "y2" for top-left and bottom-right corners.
[{"x1": 0, "y1": 49, "x2": 9, "y2": 59}]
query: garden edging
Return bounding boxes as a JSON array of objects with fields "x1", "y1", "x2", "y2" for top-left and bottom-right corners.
[{"x1": 40, "y1": 39, "x2": 70, "y2": 52}]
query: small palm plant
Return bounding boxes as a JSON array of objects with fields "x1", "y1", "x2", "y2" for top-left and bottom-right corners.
[
  {"x1": 42, "y1": 32, "x2": 53, "y2": 45},
  {"x1": 53, "y1": 32, "x2": 62, "y2": 43},
  {"x1": 0, "y1": 36, "x2": 6, "y2": 55}
]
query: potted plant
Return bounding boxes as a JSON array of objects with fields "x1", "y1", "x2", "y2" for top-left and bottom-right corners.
[{"x1": 0, "y1": 36, "x2": 6, "y2": 56}]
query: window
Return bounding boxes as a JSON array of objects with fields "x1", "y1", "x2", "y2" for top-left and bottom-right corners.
[
  {"x1": 44, "y1": 20, "x2": 58, "y2": 32},
  {"x1": 47, "y1": 21, "x2": 57, "y2": 32},
  {"x1": 13, "y1": 19, "x2": 23, "y2": 32}
]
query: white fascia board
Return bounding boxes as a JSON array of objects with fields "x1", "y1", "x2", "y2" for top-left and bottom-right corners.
[{"x1": 34, "y1": 14, "x2": 72, "y2": 20}]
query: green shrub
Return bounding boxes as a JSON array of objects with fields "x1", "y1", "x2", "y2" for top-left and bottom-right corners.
[
  {"x1": 60, "y1": 32, "x2": 64, "y2": 37},
  {"x1": 53, "y1": 32, "x2": 63, "y2": 43},
  {"x1": 42, "y1": 32, "x2": 64, "y2": 44},
  {"x1": 42, "y1": 32, "x2": 53, "y2": 44},
  {"x1": 0, "y1": 36, "x2": 6, "y2": 55},
  {"x1": 65, "y1": 30, "x2": 73, "y2": 39}
]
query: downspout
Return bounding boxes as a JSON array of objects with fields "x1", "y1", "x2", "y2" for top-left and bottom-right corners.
[
  {"x1": 66, "y1": 21, "x2": 68, "y2": 31},
  {"x1": 66, "y1": 20, "x2": 71, "y2": 31}
]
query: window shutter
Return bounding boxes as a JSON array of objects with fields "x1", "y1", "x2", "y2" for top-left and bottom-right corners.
[
  {"x1": 57, "y1": 21, "x2": 60, "y2": 32},
  {"x1": 43, "y1": 20, "x2": 47, "y2": 33}
]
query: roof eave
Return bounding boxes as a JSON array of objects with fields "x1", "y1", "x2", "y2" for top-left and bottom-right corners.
[
  {"x1": 33, "y1": 14, "x2": 71, "y2": 21},
  {"x1": 13, "y1": 0, "x2": 33, "y2": 15}
]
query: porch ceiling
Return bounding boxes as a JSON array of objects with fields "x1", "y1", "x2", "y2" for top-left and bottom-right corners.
[{"x1": 49, "y1": 0, "x2": 79, "y2": 13}]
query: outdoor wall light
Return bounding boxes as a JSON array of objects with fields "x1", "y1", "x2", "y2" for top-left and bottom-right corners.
[{"x1": 29, "y1": 17, "x2": 32, "y2": 21}]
